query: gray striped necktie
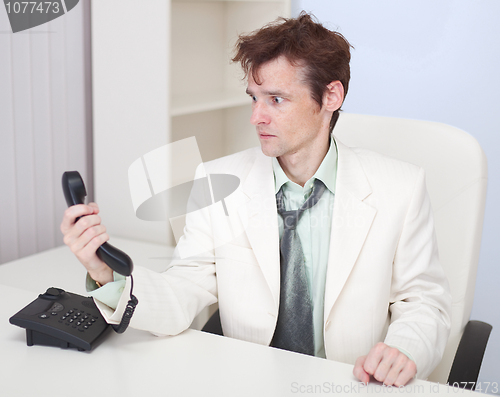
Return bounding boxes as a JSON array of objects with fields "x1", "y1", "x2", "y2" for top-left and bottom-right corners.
[{"x1": 271, "y1": 178, "x2": 326, "y2": 356}]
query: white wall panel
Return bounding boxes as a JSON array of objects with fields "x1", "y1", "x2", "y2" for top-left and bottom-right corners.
[
  {"x1": 0, "y1": 1, "x2": 92, "y2": 264},
  {"x1": 91, "y1": 0, "x2": 170, "y2": 244},
  {"x1": 11, "y1": 31, "x2": 37, "y2": 258},
  {"x1": 31, "y1": 22, "x2": 55, "y2": 254},
  {"x1": 0, "y1": 27, "x2": 20, "y2": 263}
]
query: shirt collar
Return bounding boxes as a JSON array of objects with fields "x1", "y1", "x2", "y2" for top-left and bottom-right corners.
[{"x1": 272, "y1": 136, "x2": 338, "y2": 195}]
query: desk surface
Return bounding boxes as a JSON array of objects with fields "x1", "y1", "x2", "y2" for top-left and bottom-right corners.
[{"x1": 0, "y1": 240, "x2": 484, "y2": 396}]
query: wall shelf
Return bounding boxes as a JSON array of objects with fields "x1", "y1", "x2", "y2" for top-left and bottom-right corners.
[{"x1": 171, "y1": 89, "x2": 249, "y2": 117}]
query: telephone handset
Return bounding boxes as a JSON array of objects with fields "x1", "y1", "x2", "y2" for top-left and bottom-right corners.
[
  {"x1": 61, "y1": 171, "x2": 138, "y2": 334},
  {"x1": 9, "y1": 172, "x2": 138, "y2": 350},
  {"x1": 62, "y1": 171, "x2": 133, "y2": 276}
]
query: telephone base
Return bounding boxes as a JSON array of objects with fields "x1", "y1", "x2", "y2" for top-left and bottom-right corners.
[
  {"x1": 27, "y1": 329, "x2": 86, "y2": 351},
  {"x1": 10, "y1": 287, "x2": 111, "y2": 351}
]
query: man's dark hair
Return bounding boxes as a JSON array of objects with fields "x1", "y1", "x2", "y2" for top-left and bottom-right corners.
[{"x1": 232, "y1": 12, "x2": 352, "y2": 132}]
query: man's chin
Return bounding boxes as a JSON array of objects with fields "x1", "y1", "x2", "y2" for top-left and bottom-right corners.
[
  {"x1": 260, "y1": 146, "x2": 279, "y2": 158},
  {"x1": 259, "y1": 142, "x2": 282, "y2": 158}
]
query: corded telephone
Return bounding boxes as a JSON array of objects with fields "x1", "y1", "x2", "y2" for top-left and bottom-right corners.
[
  {"x1": 9, "y1": 287, "x2": 110, "y2": 351},
  {"x1": 9, "y1": 171, "x2": 138, "y2": 350}
]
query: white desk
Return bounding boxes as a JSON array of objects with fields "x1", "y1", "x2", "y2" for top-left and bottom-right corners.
[
  {"x1": 0, "y1": 240, "x2": 486, "y2": 396},
  {"x1": 0, "y1": 237, "x2": 174, "y2": 294}
]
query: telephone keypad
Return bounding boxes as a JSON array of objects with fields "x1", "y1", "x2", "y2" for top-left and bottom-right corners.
[{"x1": 55, "y1": 309, "x2": 100, "y2": 333}]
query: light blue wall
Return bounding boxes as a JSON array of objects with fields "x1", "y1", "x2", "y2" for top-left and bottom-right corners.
[{"x1": 292, "y1": 0, "x2": 500, "y2": 387}]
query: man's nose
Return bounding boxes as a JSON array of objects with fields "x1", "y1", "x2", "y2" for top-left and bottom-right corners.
[{"x1": 250, "y1": 102, "x2": 270, "y2": 125}]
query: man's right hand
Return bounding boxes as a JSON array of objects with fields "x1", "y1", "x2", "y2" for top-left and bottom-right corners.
[{"x1": 60, "y1": 202, "x2": 113, "y2": 285}]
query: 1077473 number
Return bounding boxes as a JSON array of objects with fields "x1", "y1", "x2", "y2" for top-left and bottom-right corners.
[
  {"x1": 447, "y1": 382, "x2": 498, "y2": 394},
  {"x1": 5, "y1": 2, "x2": 60, "y2": 14}
]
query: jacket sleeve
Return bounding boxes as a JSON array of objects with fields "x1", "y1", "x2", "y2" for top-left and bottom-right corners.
[
  {"x1": 384, "y1": 168, "x2": 452, "y2": 379},
  {"x1": 93, "y1": 164, "x2": 219, "y2": 336}
]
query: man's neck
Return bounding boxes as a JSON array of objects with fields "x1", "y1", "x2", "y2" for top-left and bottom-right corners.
[{"x1": 277, "y1": 138, "x2": 330, "y2": 187}]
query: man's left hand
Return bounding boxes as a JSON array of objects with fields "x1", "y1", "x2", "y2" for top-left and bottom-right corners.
[{"x1": 353, "y1": 342, "x2": 417, "y2": 387}]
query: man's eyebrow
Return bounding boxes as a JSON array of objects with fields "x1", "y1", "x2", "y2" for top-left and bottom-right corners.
[{"x1": 245, "y1": 88, "x2": 289, "y2": 97}]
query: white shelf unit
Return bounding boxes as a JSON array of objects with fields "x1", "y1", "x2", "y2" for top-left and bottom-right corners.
[
  {"x1": 170, "y1": 0, "x2": 290, "y2": 162},
  {"x1": 92, "y1": 0, "x2": 290, "y2": 245}
]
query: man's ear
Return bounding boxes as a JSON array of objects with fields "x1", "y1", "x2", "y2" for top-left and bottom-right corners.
[{"x1": 323, "y1": 81, "x2": 345, "y2": 112}]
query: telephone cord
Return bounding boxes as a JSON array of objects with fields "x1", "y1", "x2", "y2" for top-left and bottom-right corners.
[{"x1": 111, "y1": 275, "x2": 138, "y2": 334}]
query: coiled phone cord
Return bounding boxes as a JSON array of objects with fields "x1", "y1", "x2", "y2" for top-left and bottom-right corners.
[{"x1": 111, "y1": 275, "x2": 138, "y2": 334}]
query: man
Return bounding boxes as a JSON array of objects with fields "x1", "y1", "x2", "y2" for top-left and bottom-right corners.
[{"x1": 61, "y1": 13, "x2": 451, "y2": 387}]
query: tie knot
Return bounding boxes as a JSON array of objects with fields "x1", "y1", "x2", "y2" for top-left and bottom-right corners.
[{"x1": 276, "y1": 179, "x2": 326, "y2": 229}]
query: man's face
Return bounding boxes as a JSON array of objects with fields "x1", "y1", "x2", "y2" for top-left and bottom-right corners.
[{"x1": 246, "y1": 56, "x2": 332, "y2": 159}]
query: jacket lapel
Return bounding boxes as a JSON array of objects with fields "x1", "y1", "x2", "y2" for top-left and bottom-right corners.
[
  {"x1": 324, "y1": 139, "x2": 377, "y2": 320},
  {"x1": 237, "y1": 150, "x2": 281, "y2": 310}
]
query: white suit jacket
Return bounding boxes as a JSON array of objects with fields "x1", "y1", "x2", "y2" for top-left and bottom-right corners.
[{"x1": 98, "y1": 137, "x2": 451, "y2": 379}]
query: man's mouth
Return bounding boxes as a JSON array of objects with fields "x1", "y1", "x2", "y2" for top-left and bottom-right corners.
[{"x1": 258, "y1": 132, "x2": 276, "y2": 139}]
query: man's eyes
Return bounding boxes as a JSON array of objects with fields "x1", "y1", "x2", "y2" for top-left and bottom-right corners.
[{"x1": 248, "y1": 95, "x2": 284, "y2": 104}]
